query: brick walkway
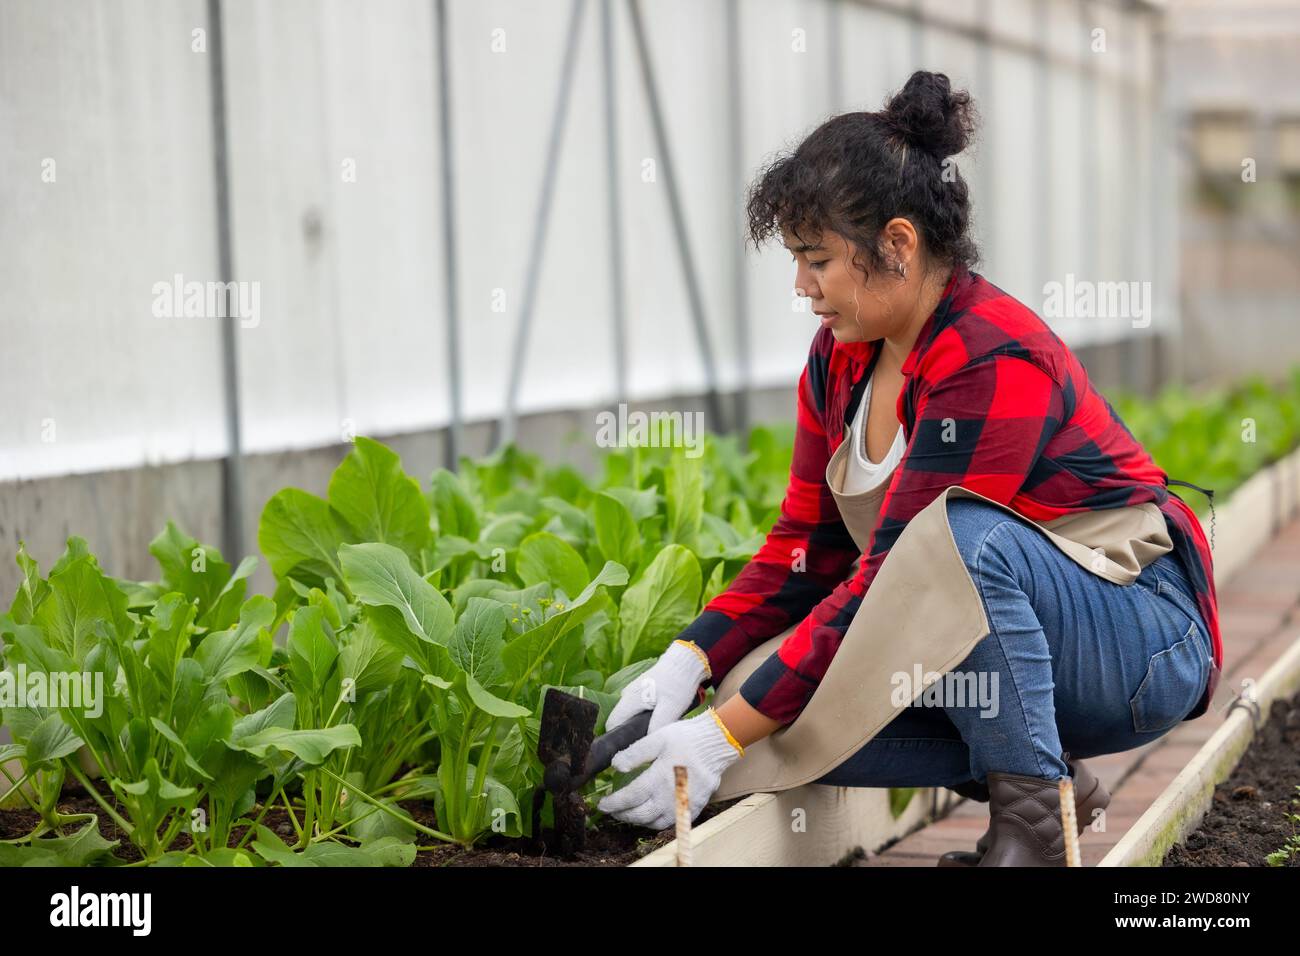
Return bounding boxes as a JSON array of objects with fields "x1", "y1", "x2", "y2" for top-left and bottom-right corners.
[{"x1": 860, "y1": 513, "x2": 1300, "y2": 866}]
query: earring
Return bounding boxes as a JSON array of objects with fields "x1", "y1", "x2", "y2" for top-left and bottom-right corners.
[{"x1": 897, "y1": 261, "x2": 908, "y2": 279}]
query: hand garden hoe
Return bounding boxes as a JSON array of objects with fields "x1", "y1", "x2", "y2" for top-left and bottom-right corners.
[{"x1": 532, "y1": 687, "x2": 653, "y2": 858}]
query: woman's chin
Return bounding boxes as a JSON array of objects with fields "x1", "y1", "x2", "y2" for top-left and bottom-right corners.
[{"x1": 827, "y1": 323, "x2": 868, "y2": 343}]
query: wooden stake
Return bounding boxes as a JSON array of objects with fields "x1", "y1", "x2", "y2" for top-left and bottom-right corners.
[
  {"x1": 674, "y1": 765, "x2": 690, "y2": 867},
  {"x1": 1060, "y1": 775, "x2": 1082, "y2": 867}
]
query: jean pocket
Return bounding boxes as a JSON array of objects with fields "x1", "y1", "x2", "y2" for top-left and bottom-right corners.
[{"x1": 1129, "y1": 624, "x2": 1208, "y2": 735}]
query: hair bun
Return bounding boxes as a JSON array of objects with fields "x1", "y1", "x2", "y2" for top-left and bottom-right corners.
[{"x1": 881, "y1": 71, "x2": 976, "y2": 159}]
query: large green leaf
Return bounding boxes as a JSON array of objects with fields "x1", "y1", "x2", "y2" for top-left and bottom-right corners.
[
  {"x1": 24, "y1": 713, "x2": 85, "y2": 768},
  {"x1": 148, "y1": 521, "x2": 232, "y2": 617},
  {"x1": 0, "y1": 818, "x2": 118, "y2": 867},
  {"x1": 617, "y1": 544, "x2": 701, "y2": 665},
  {"x1": 455, "y1": 670, "x2": 530, "y2": 719},
  {"x1": 665, "y1": 453, "x2": 703, "y2": 550},
  {"x1": 339, "y1": 618, "x2": 405, "y2": 699},
  {"x1": 199, "y1": 555, "x2": 259, "y2": 632},
  {"x1": 250, "y1": 824, "x2": 414, "y2": 867},
  {"x1": 150, "y1": 717, "x2": 213, "y2": 782},
  {"x1": 32, "y1": 553, "x2": 133, "y2": 664},
  {"x1": 592, "y1": 493, "x2": 641, "y2": 576},
  {"x1": 500, "y1": 561, "x2": 628, "y2": 685},
  {"x1": 516, "y1": 532, "x2": 589, "y2": 600},
  {"x1": 145, "y1": 592, "x2": 199, "y2": 689},
  {"x1": 111, "y1": 757, "x2": 198, "y2": 822},
  {"x1": 258, "y1": 489, "x2": 353, "y2": 583},
  {"x1": 429, "y1": 469, "x2": 480, "y2": 541},
  {"x1": 48, "y1": 536, "x2": 94, "y2": 577},
  {"x1": 286, "y1": 605, "x2": 339, "y2": 699},
  {"x1": 198, "y1": 694, "x2": 297, "y2": 804},
  {"x1": 328, "y1": 436, "x2": 432, "y2": 558},
  {"x1": 8, "y1": 541, "x2": 50, "y2": 624},
  {"x1": 194, "y1": 596, "x2": 275, "y2": 687},
  {"x1": 340, "y1": 543, "x2": 454, "y2": 646},
  {"x1": 227, "y1": 724, "x2": 362, "y2": 765},
  {"x1": 448, "y1": 598, "x2": 508, "y2": 690}
]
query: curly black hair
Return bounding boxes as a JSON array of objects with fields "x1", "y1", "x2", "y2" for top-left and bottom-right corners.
[{"x1": 745, "y1": 70, "x2": 980, "y2": 282}]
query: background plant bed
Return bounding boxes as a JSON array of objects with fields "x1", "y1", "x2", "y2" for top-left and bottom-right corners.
[
  {"x1": 1163, "y1": 688, "x2": 1300, "y2": 867},
  {"x1": 0, "y1": 775, "x2": 747, "y2": 867}
]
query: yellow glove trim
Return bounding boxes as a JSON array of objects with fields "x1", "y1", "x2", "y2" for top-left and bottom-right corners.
[
  {"x1": 674, "y1": 639, "x2": 712, "y2": 679},
  {"x1": 708, "y1": 707, "x2": 744, "y2": 757}
]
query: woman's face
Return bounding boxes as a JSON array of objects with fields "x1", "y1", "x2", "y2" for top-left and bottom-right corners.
[{"x1": 782, "y1": 225, "x2": 905, "y2": 344}]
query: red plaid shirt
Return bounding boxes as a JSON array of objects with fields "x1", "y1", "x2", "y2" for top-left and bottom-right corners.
[{"x1": 680, "y1": 265, "x2": 1223, "y2": 725}]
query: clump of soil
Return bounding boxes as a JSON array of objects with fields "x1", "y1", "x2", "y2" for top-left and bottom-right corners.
[
  {"x1": 0, "y1": 775, "x2": 747, "y2": 867},
  {"x1": 1164, "y1": 689, "x2": 1300, "y2": 867}
]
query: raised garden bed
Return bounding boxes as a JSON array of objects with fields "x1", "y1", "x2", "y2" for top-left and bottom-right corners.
[
  {"x1": 1102, "y1": 620, "x2": 1300, "y2": 867},
  {"x1": 0, "y1": 773, "x2": 748, "y2": 867},
  {"x1": 1163, "y1": 688, "x2": 1300, "y2": 867},
  {"x1": 6, "y1": 371, "x2": 1300, "y2": 868},
  {"x1": 2, "y1": 430, "x2": 855, "y2": 867}
]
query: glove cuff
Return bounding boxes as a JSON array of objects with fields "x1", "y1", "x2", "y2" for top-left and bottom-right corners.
[
  {"x1": 700, "y1": 707, "x2": 745, "y2": 760},
  {"x1": 661, "y1": 639, "x2": 709, "y2": 686},
  {"x1": 672, "y1": 639, "x2": 711, "y2": 680}
]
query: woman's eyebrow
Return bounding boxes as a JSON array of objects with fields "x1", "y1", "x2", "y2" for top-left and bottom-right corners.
[{"x1": 785, "y1": 241, "x2": 824, "y2": 253}]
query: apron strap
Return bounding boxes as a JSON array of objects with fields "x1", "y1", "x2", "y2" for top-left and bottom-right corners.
[{"x1": 1167, "y1": 478, "x2": 1216, "y2": 552}]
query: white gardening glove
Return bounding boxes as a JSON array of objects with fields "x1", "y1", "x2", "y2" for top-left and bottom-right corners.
[
  {"x1": 605, "y1": 639, "x2": 710, "y2": 735},
  {"x1": 596, "y1": 709, "x2": 744, "y2": 831}
]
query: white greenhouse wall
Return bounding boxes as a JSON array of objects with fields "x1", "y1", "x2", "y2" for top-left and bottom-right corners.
[{"x1": 1, "y1": 0, "x2": 1175, "y2": 484}]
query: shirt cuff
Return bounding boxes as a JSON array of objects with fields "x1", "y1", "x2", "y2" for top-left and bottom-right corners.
[{"x1": 737, "y1": 651, "x2": 811, "y2": 726}]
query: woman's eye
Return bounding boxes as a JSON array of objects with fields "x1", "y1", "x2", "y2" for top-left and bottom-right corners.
[{"x1": 809, "y1": 260, "x2": 828, "y2": 270}]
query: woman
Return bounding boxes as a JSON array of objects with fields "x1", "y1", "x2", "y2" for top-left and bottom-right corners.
[{"x1": 597, "y1": 71, "x2": 1222, "y2": 866}]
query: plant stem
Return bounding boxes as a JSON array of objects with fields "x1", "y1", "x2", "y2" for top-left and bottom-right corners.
[
  {"x1": 463, "y1": 719, "x2": 501, "y2": 837},
  {"x1": 313, "y1": 802, "x2": 383, "y2": 841},
  {"x1": 316, "y1": 767, "x2": 456, "y2": 842},
  {"x1": 445, "y1": 714, "x2": 475, "y2": 834},
  {"x1": 280, "y1": 790, "x2": 304, "y2": 841},
  {"x1": 64, "y1": 761, "x2": 133, "y2": 834},
  {"x1": 158, "y1": 814, "x2": 187, "y2": 855},
  {"x1": 0, "y1": 771, "x2": 33, "y2": 809},
  {"x1": 300, "y1": 769, "x2": 317, "y2": 848},
  {"x1": 233, "y1": 785, "x2": 284, "y2": 851},
  {"x1": 325, "y1": 747, "x2": 355, "y2": 825}
]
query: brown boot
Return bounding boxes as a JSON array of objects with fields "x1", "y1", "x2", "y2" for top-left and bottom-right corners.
[
  {"x1": 936, "y1": 755, "x2": 1108, "y2": 867},
  {"x1": 975, "y1": 770, "x2": 1074, "y2": 866}
]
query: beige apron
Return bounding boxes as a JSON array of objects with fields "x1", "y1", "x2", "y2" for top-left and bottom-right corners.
[{"x1": 710, "y1": 426, "x2": 1181, "y2": 802}]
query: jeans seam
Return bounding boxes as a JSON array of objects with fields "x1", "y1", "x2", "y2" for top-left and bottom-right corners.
[
  {"x1": 969, "y1": 518, "x2": 1054, "y2": 780},
  {"x1": 1145, "y1": 566, "x2": 1213, "y2": 669},
  {"x1": 1153, "y1": 565, "x2": 1201, "y2": 619}
]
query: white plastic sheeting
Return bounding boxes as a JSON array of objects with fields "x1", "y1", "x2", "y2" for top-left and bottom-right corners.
[{"x1": 0, "y1": 0, "x2": 1174, "y2": 482}]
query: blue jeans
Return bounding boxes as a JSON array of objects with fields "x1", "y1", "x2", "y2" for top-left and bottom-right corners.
[{"x1": 812, "y1": 497, "x2": 1215, "y2": 788}]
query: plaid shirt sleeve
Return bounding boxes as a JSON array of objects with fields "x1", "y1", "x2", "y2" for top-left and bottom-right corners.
[
  {"x1": 736, "y1": 354, "x2": 1067, "y2": 725},
  {"x1": 676, "y1": 333, "x2": 861, "y2": 695}
]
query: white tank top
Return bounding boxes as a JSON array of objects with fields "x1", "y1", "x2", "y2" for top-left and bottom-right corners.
[{"x1": 842, "y1": 375, "x2": 906, "y2": 495}]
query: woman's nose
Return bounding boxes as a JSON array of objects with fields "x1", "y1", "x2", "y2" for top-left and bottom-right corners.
[{"x1": 794, "y1": 268, "x2": 818, "y2": 301}]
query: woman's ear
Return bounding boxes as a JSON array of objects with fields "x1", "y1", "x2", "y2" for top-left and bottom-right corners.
[{"x1": 881, "y1": 217, "x2": 920, "y2": 268}]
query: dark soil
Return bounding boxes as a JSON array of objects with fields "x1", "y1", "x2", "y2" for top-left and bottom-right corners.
[
  {"x1": 408, "y1": 796, "x2": 746, "y2": 867},
  {"x1": 1164, "y1": 688, "x2": 1300, "y2": 867},
  {"x1": 0, "y1": 775, "x2": 747, "y2": 867}
]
